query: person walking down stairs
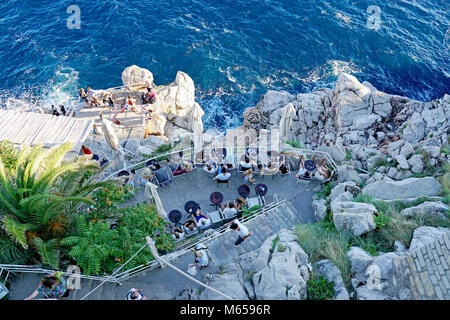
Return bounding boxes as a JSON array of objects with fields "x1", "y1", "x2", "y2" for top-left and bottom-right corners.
[{"x1": 227, "y1": 219, "x2": 252, "y2": 246}]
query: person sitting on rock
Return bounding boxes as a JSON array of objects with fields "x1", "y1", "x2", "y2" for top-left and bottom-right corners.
[
  {"x1": 79, "y1": 88, "x2": 88, "y2": 101},
  {"x1": 59, "y1": 105, "x2": 66, "y2": 116},
  {"x1": 279, "y1": 157, "x2": 289, "y2": 174}
]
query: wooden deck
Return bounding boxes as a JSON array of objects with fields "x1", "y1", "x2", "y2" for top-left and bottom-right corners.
[{"x1": 0, "y1": 109, "x2": 94, "y2": 151}]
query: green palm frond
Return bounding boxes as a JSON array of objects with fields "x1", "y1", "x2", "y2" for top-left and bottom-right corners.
[
  {"x1": 2, "y1": 217, "x2": 30, "y2": 249},
  {"x1": 0, "y1": 232, "x2": 29, "y2": 264},
  {"x1": 32, "y1": 237, "x2": 59, "y2": 269}
]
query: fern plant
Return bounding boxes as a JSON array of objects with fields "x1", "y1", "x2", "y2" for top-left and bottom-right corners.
[{"x1": 61, "y1": 215, "x2": 118, "y2": 275}]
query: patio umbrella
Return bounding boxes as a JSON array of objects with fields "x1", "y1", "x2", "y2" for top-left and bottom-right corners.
[
  {"x1": 148, "y1": 182, "x2": 168, "y2": 219},
  {"x1": 192, "y1": 102, "x2": 204, "y2": 152},
  {"x1": 101, "y1": 118, "x2": 121, "y2": 152},
  {"x1": 279, "y1": 103, "x2": 297, "y2": 144}
]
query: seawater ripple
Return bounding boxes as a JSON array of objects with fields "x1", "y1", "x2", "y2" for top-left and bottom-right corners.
[{"x1": 0, "y1": 0, "x2": 448, "y2": 129}]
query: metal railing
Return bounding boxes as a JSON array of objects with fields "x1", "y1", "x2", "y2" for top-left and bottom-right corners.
[
  {"x1": 112, "y1": 198, "x2": 287, "y2": 281},
  {"x1": 0, "y1": 265, "x2": 121, "y2": 284},
  {"x1": 0, "y1": 146, "x2": 337, "y2": 286}
]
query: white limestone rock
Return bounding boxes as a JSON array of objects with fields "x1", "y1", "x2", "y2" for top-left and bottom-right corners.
[
  {"x1": 260, "y1": 90, "x2": 295, "y2": 113},
  {"x1": 362, "y1": 177, "x2": 442, "y2": 200},
  {"x1": 316, "y1": 259, "x2": 350, "y2": 300},
  {"x1": 121, "y1": 65, "x2": 154, "y2": 88},
  {"x1": 407, "y1": 155, "x2": 424, "y2": 174},
  {"x1": 402, "y1": 112, "x2": 425, "y2": 145},
  {"x1": 401, "y1": 202, "x2": 449, "y2": 219},
  {"x1": 332, "y1": 202, "x2": 377, "y2": 236},
  {"x1": 395, "y1": 154, "x2": 409, "y2": 170}
]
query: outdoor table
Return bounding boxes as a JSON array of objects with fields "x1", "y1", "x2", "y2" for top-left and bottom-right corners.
[
  {"x1": 255, "y1": 183, "x2": 268, "y2": 196},
  {"x1": 210, "y1": 192, "x2": 223, "y2": 206},
  {"x1": 304, "y1": 159, "x2": 316, "y2": 171},
  {"x1": 184, "y1": 201, "x2": 199, "y2": 215},
  {"x1": 146, "y1": 159, "x2": 159, "y2": 168},
  {"x1": 168, "y1": 210, "x2": 182, "y2": 224},
  {"x1": 238, "y1": 184, "x2": 251, "y2": 198},
  {"x1": 118, "y1": 170, "x2": 130, "y2": 177}
]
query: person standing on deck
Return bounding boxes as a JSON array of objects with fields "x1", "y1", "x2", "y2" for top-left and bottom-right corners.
[{"x1": 141, "y1": 168, "x2": 156, "y2": 205}]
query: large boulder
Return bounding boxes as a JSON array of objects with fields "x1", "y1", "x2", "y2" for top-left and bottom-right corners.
[
  {"x1": 408, "y1": 226, "x2": 450, "y2": 251},
  {"x1": 331, "y1": 73, "x2": 371, "y2": 128},
  {"x1": 316, "y1": 259, "x2": 350, "y2": 300},
  {"x1": 121, "y1": 65, "x2": 154, "y2": 88},
  {"x1": 318, "y1": 144, "x2": 347, "y2": 162},
  {"x1": 352, "y1": 114, "x2": 381, "y2": 130},
  {"x1": 401, "y1": 201, "x2": 449, "y2": 219},
  {"x1": 332, "y1": 202, "x2": 377, "y2": 236},
  {"x1": 361, "y1": 177, "x2": 442, "y2": 200},
  {"x1": 175, "y1": 71, "x2": 196, "y2": 111},
  {"x1": 337, "y1": 165, "x2": 362, "y2": 184},
  {"x1": 329, "y1": 181, "x2": 357, "y2": 203},
  {"x1": 407, "y1": 155, "x2": 424, "y2": 174},
  {"x1": 199, "y1": 263, "x2": 248, "y2": 300},
  {"x1": 312, "y1": 198, "x2": 328, "y2": 222},
  {"x1": 260, "y1": 90, "x2": 295, "y2": 113},
  {"x1": 402, "y1": 112, "x2": 425, "y2": 145},
  {"x1": 250, "y1": 229, "x2": 309, "y2": 300}
]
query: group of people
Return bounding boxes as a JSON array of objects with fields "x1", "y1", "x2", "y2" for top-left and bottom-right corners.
[
  {"x1": 294, "y1": 155, "x2": 331, "y2": 182},
  {"x1": 50, "y1": 104, "x2": 66, "y2": 117}
]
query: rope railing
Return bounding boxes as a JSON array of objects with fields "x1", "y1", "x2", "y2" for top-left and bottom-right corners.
[
  {"x1": 0, "y1": 146, "x2": 337, "y2": 287},
  {"x1": 0, "y1": 265, "x2": 121, "y2": 284},
  {"x1": 113, "y1": 198, "x2": 287, "y2": 281}
]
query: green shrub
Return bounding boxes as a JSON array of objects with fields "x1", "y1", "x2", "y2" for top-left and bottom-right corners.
[
  {"x1": 270, "y1": 235, "x2": 280, "y2": 253},
  {"x1": 242, "y1": 205, "x2": 262, "y2": 219},
  {"x1": 286, "y1": 141, "x2": 303, "y2": 149},
  {"x1": 295, "y1": 223, "x2": 351, "y2": 287},
  {"x1": 374, "y1": 211, "x2": 390, "y2": 229},
  {"x1": 0, "y1": 141, "x2": 18, "y2": 172},
  {"x1": 150, "y1": 144, "x2": 173, "y2": 161},
  {"x1": 306, "y1": 275, "x2": 336, "y2": 300},
  {"x1": 316, "y1": 182, "x2": 336, "y2": 199}
]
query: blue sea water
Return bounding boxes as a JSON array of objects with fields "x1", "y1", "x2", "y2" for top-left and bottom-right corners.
[{"x1": 0, "y1": 0, "x2": 449, "y2": 129}]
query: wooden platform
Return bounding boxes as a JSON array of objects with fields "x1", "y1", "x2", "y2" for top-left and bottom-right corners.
[{"x1": 0, "y1": 109, "x2": 94, "y2": 151}]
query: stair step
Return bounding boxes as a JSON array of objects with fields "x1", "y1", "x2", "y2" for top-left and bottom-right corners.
[
  {"x1": 86, "y1": 279, "x2": 109, "y2": 300},
  {"x1": 98, "y1": 282, "x2": 118, "y2": 300},
  {"x1": 70, "y1": 279, "x2": 92, "y2": 300}
]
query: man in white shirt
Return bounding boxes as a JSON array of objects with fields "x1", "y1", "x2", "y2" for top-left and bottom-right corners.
[
  {"x1": 213, "y1": 167, "x2": 231, "y2": 181},
  {"x1": 221, "y1": 202, "x2": 238, "y2": 219},
  {"x1": 229, "y1": 219, "x2": 251, "y2": 246},
  {"x1": 194, "y1": 250, "x2": 209, "y2": 270}
]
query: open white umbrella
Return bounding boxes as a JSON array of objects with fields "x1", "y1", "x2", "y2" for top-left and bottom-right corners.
[
  {"x1": 148, "y1": 182, "x2": 167, "y2": 219},
  {"x1": 101, "y1": 117, "x2": 121, "y2": 151},
  {"x1": 279, "y1": 103, "x2": 297, "y2": 144}
]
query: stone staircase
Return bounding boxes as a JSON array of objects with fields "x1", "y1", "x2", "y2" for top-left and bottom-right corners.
[
  {"x1": 207, "y1": 202, "x2": 301, "y2": 266},
  {"x1": 8, "y1": 201, "x2": 302, "y2": 300}
]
